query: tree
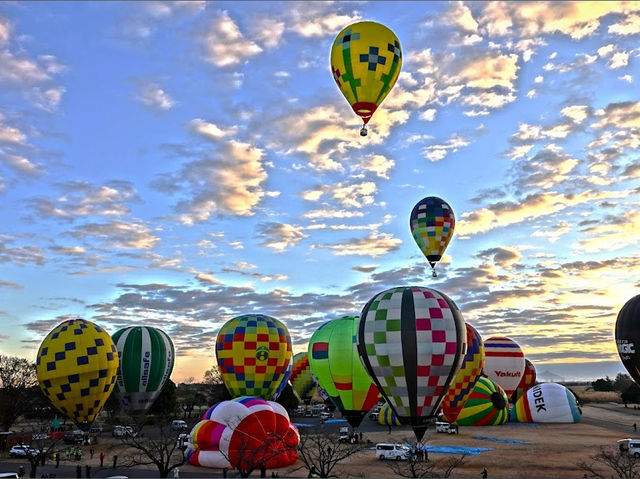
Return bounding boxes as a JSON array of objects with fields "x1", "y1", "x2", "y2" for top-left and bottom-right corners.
[
  {"x1": 615, "y1": 373, "x2": 635, "y2": 393},
  {"x1": 578, "y1": 447, "x2": 640, "y2": 478},
  {"x1": 148, "y1": 380, "x2": 178, "y2": 416},
  {"x1": 592, "y1": 377, "x2": 614, "y2": 392},
  {"x1": 383, "y1": 444, "x2": 467, "y2": 479},
  {"x1": 0, "y1": 355, "x2": 39, "y2": 430},
  {"x1": 202, "y1": 365, "x2": 232, "y2": 405},
  {"x1": 117, "y1": 418, "x2": 185, "y2": 478},
  {"x1": 622, "y1": 382, "x2": 640, "y2": 405},
  {"x1": 296, "y1": 426, "x2": 363, "y2": 478}
]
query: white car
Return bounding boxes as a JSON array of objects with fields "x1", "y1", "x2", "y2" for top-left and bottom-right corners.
[
  {"x1": 9, "y1": 445, "x2": 39, "y2": 458},
  {"x1": 170, "y1": 420, "x2": 188, "y2": 431},
  {"x1": 112, "y1": 425, "x2": 136, "y2": 437}
]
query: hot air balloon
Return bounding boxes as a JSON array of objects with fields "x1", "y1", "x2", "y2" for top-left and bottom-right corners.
[
  {"x1": 112, "y1": 326, "x2": 174, "y2": 415},
  {"x1": 511, "y1": 383, "x2": 581, "y2": 423},
  {"x1": 308, "y1": 315, "x2": 380, "y2": 428},
  {"x1": 454, "y1": 376, "x2": 509, "y2": 426},
  {"x1": 378, "y1": 403, "x2": 402, "y2": 427},
  {"x1": 441, "y1": 323, "x2": 484, "y2": 423},
  {"x1": 511, "y1": 359, "x2": 537, "y2": 403},
  {"x1": 615, "y1": 295, "x2": 640, "y2": 385},
  {"x1": 216, "y1": 314, "x2": 292, "y2": 400},
  {"x1": 357, "y1": 286, "x2": 466, "y2": 440},
  {"x1": 330, "y1": 21, "x2": 402, "y2": 136},
  {"x1": 483, "y1": 337, "x2": 525, "y2": 397},
  {"x1": 409, "y1": 197, "x2": 455, "y2": 277},
  {"x1": 36, "y1": 318, "x2": 119, "y2": 430},
  {"x1": 187, "y1": 396, "x2": 299, "y2": 469},
  {"x1": 290, "y1": 352, "x2": 317, "y2": 403}
]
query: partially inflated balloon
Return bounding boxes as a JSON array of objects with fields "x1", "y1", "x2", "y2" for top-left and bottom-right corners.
[
  {"x1": 441, "y1": 323, "x2": 484, "y2": 423},
  {"x1": 187, "y1": 397, "x2": 299, "y2": 469},
  {"x1": 216, "y1": 315, "x2": 292, "y2": 400},
  {"x1": 483, "y1": 337, "x2": 525, "y2": 397},
  {"x1": 36, "y1": 319, "x2": 119, "y2": 430},
  {"x1": 455, "y1": 376, "x2": 509, "y2": 426},
  {"x1": 290, "y1": 352, "x2": 317, "y2": 402},
  {"x1": 357, "y1": 286, "x2": 466, "y2": 440},
  {"x1": 410, "y1": 197, "x2": 455, "y2": 277},
  {"x1": 512, "y1": 359, "x2": 536, "y2": 403},
  {"x1": 616, "y1": 295, "x2": 640, "y2": 385},
  {"x1": 378, "y1": 403, "x2": 402, "y2": 426},
  {"x1": 308, "y1": 315, "x2": 380, "y2": 428},
  {"x1": 511, "y1": 383, "x2": 581, "y2": 423},
  {"x1": 112, "y1": 326, "x2": 174, "y2": 415},
  {"x1": 330, "y1": 21, "x2": 402, "y2": 136}
]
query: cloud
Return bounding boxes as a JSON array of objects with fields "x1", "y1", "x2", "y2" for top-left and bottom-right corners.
[
  {"x1": 422, "y1": 134, "x2": 470, "y2": 162},
  {"x1": 138, "y1": 82, "x2": 174, "y2": 110},
  {"x1": 457, "y1": 53, "x2": 519, "y2": 90},
  {"x1": 476, "y1": 246, "x2": 523, "y2": 269},
  {"x1": 561, "y1": 105, "x2": 590, "y2": 123},
  {"x1": 0, "y1": 154, "x2": 42, "y2": 177},
  {"x1": 574, "y1": 210, "x2": 640, "y2": 253},
  {"x1": 250, "y1": 18, "x2": 285, "y2": 49},
  {"x1": 0, "y1": 16, "x2": 9, "y2": 46},
  {"x1": 0, "y1": 279, "x2": 22, "y2": 290},
  {"x1": 358, "y1": 154, "x2": 395, "y2": 179},
  {"x1": 69, "y1": 221, "x2": 159, "y2": 250},
  {"x1": 257, "y1": 222, "x2": 308, "y2": 252},
  {"x1": 592, "y1": 101, "x2": 640, "y2": 130},
  {"x1": 289, "y1": 9, "x2": 361, "y2": 37},
  {"x1": 203, "y1": 10, "x2": 262, "y2": 67},
  {"x1": 0, "y1": 236, "x2": 46, "y2": 266},
  {"x1": 608, "y1": 13, "x2": 640, "y2": 35},
  {"x1": 312, "y1": 232, "x2": 402, "y2": 257},
  {"x1": 189, "y1": 119, "x2": 237, "y2": 140}
]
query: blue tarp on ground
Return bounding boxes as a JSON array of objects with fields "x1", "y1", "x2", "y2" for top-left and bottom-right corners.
[
  {"x1": 424, "y1": 445, "x2": 492, "y2": 455},
  {"x1": 473, "y1": 435, "x2": 533, "y2": 444},
  {"x1": 323, "y1": 419, "x2": 348, "y2": 424},
  {"x1": 293, "y1": 423, "x2": 316, "y2": 428}
]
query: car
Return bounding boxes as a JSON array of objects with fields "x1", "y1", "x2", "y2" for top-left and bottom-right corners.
[
  {"x1": 9, "y1": 445, "x2": 39, "y2": 458},
  {"x1": 435, "y1": 421, "x2": 458, "y2": 434},
  {"x1": 170, "y1": 420, "x2": 188, "y2": 432},
  {"x1": 63, "y1": 430, "x2": 87, "y2": 444},
  {"x1": 320, "y1": 411, "x2": 333, "y2": 420},
  {"x1": 112, "y1": 425, "x2": 136, "y2": 437},
  {"x1": 618, "y1": 438, "x2": 640, "y2": 457},
  {"x1": 375, "y1": 443, "x2": 411, "y2": 461},
  {"x1": 368, "y1": 412, "x2": 379, "y2": 421}
]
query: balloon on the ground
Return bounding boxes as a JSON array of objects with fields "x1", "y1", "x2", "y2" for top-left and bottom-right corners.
[
  {"x1": 378, "y1": 403, "x2": 401, "y2": 426},
  {"x1": 272, "y1": 357, "x2": 293, "y2": 401},
  {"x1": 410, "y1": 197, "x2": 455, "y2": 277},
  {"x1": 454, "y1": 376, "x2": 509, "y2": 426},
  {"x1": 357, "y1": 286, "x2": 466, "y2": 440},
  {"x1": 308, "y1": 315, "x2": 380, "y2": 428},
  {"x1": 216, "y1": 314, "x2": 292, "y2": 400},
  {"x1": 615, "y1": 295, "x2": 640, "y2": 385},
  {"x1": 441, "y1": 323, "x2": 484, "y2": 423},
  {"x1": 330, "y1": 21, "x2": 402, "y2": 136},
  {"x1": 290, "y1": 352, "x2": 317, "y2": 402},
  {"x1": 112, "y1": 326, "x2": 174, "y2": 415},
  {"x1": 36, "y1": 318, "x2": 119, "y2": 430},
  {"x1": 511, "y1": 383, "x2": 581, "y2": 423},
  {"x1": 512, "y1": 358, "x2": 537, "y2": 403},
  {"x1": 186, "y1": 397, "x2": 299, "y2": 469},
  {"x1": 483, "y1": 337, "x2": 525, "y2": 397}
]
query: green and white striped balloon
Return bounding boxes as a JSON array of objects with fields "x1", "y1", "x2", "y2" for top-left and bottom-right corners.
[{"x1": 112, "y1": 326, "x2": 174, "y2": 415}]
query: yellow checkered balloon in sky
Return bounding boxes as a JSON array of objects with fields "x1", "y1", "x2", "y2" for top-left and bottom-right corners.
[{"x1": 36, "y1": 318, "x2": 119, "y2": 430}]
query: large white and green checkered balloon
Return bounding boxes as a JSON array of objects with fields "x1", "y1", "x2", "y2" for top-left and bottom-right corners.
[
  {"x1": 112, "y1": 326, "x2": 175, "y2": 415},
  {"x1": 357, "y1": 286, "x2": 466, "y2": 440}
]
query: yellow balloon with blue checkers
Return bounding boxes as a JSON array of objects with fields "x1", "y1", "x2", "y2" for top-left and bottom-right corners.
[
  {"x1": 36, "y1": 318, "x2": 119, "y2": 430},
  {"x1": 330, "y1": 21, "x2": 402, "y2": 136}
]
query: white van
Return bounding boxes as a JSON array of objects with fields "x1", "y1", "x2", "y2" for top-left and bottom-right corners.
[
  {"x1": 375, "y1": 443, "x2": 410, "y2": 461},
  {"x1": 435, "y1": 421, "x2": 458, "y2": 434},
  {"x1": 618, "y1": 438, "x2": 640, "y2": 457}
]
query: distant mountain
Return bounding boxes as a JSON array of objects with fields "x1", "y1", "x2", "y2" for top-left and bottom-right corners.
[{"x1": 538, "y1": 370, "x2": 565, "y2": 383}]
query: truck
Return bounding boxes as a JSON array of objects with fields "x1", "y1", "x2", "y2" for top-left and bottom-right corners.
[{"x1": 435, "y1": 421, "x2": 458, "y2": 434}]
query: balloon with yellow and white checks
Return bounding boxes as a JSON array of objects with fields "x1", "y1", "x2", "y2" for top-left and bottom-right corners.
[{"x1": 36, "y1": 318, "x2": 119, "y2": 430}]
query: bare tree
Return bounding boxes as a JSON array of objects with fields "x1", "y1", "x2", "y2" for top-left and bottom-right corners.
[
  {"x1": 578, "y1": 447, "x2": 640, "y2": 478},
  {"x1": 117, "y1": 420, "x2": 185, "y2": 478},
  {"x1": 0, "y1": 355, "x2": 39, "y2": 431},
  {"x1": 296, "y1": 426, "x2": 363, "y2": 478},
  {"x1": 381, "y1": 438, "x2": 467, "y2": 479}
]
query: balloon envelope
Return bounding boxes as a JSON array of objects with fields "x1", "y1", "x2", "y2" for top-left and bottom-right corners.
[
  {"x1": 357, "y1": 286, "x2": 466, "y2": 440},
  {"x1": 36, "y1": 318, "x2": 119, "y2": 430},
  {"x1": 483, "y1": 337, "x2": 525, "y2": 397},
  {"x1": 216, "y1": 314, "x2": 292, "y2": 400},
  {"x1": 308, "y1": 315, "x2": 380, "y2": 428},
  {"x1": 378, "y1": 403, "x2": 402, "y2": 426},
  {"x1": 511, "y1": 383, "x2": 581, "y2": 423},
  {"x1": 290, "y1": 352, "x2": 317, "y2": 403},
  {"x1": 409, "y1": 196, "x2": 455, "y2": 275},
  {"x1": 441, "y1": 323, "x2": 484, "y2": 423},
  {"x1": 454, "y1": 376, "x2": 509, "y2": 426},
  {"x1": 330, "y1": 21, "x2": 402, "y2": 129},
  {"x1": 615, "y1": 295, "x2": 640, "y2": 385},
  {"x1": 187, "y1": 397, "x2": 299, "y2": 469},
  {"x1": 112, "y1": 326, "x2": 174, "y2": 415},
  {"x1": 512, "y1": 358, "x2": 537, "y2": 403}
]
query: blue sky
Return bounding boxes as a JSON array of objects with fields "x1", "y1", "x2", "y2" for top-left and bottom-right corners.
[{"x1": 1, "y1": 1, "x2": 638, "y2": 382}]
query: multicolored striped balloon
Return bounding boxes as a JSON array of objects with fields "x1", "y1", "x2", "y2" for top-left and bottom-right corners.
[
  {"x1": 308, "y1": 315, "x2": 380, "y2": 428},
  {"x1": 378, "y1": 403, "x2": 402, "y2": 426},
  {"x1": 112, "y1": 326, "x2": 174, "y2": 415},
  {"x1": 455, "y1": 376, "x2": 509, "y2": 426},
  {"x1": 441, "y1": 323, "x2": 484, "y2": 423},
  {"x1": 357, "y1": 286, "x2": 466, "y2": 440},
  {"x1": 511, "y1": 383, "x2": 581, "y2": 423},
  {"x1": 409, "y1": 196, "x2": 455, "y2": 277},
  {"x1": 187, "y1": 396, "x2": 299, "y2": 469},
  {"x1": 483, "y1": 337, "x2": 525, "y2": 397},
  {"x1": 216, "y1": 314, "x2": 292, "y2": 400},
  {"x1": 290, "y1": 352, "x2": 317, "y2": 402},
  {"x1": 512, "y1": 358, "x2": 537, "y2": 403}
]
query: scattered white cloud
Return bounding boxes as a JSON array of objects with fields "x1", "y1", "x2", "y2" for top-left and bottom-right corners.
[
  {"x1": 258, "y1": 222, "x2": 308, "y2": 251},
  {"x1": 203, "y1": 11, "x2": 262, "y2": 67},
  {"x1": 138, "y1": 82, "x2": 174, "y2": 110},
  {"x1": 312, "y1": 232, "x2": 402, "y2": 257}
]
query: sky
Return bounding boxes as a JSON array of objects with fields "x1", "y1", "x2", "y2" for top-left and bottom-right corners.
[{"x1": 0, "y1": 1, "x2": 638, "y2": 383}]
